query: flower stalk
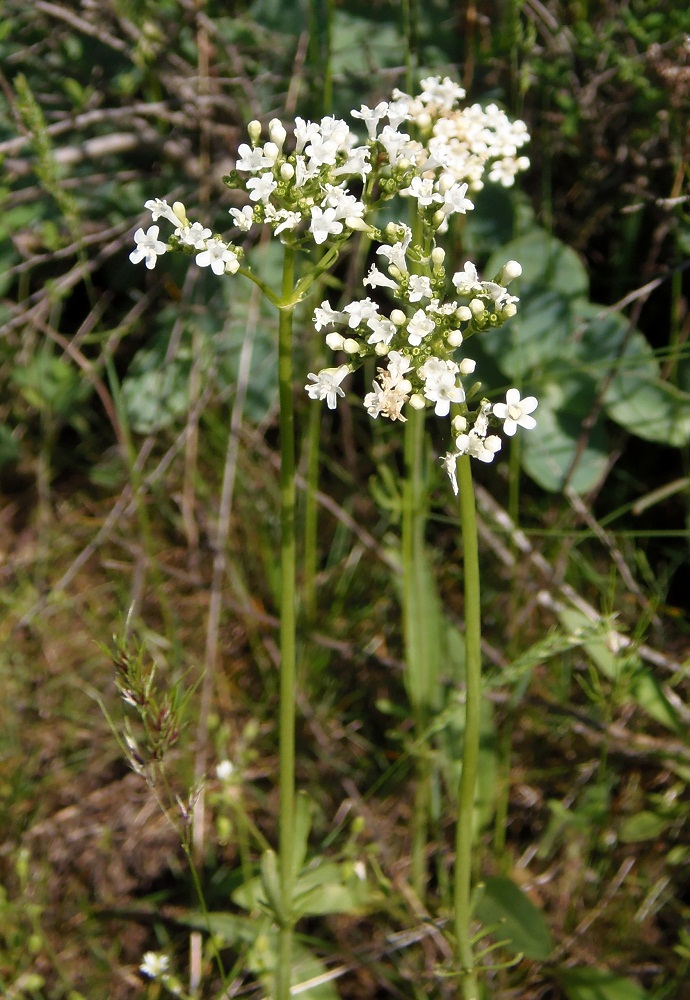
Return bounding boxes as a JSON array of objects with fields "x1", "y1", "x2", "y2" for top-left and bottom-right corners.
[
  {"x1": 276, "y1": 245, "x2": 298, "y2": 1000},
  {"x1": 453, "y1": 453, "x2": 482, "y2": 1000}
]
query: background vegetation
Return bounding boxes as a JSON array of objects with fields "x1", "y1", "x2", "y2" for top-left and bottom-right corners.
[{"x1": 1, "y1": 1, "x2": 689, "y2": 998}]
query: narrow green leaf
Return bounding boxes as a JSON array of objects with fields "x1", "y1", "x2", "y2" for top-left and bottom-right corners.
[{"x1": 557, "y1": 966, "x2": 651, "y2": 1000}]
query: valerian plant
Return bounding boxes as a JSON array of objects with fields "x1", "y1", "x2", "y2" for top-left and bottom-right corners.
[{"x1": 129, "y1": 76, "x2": 536, "y2": 1000}]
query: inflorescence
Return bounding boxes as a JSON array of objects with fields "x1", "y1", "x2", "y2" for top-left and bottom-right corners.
[{"x1": 130, "y1": 76, "x2": 537, "y2": 492}]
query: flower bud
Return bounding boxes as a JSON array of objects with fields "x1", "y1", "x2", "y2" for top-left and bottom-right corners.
[
  {"x1": 438, "y1": 172, "x2": 454, "y2": 194},
  {"x1": 263, "y1": 141, "x2": 279, "y2": 162},
  {"x1": 501, "y1": 259, "x2": 522, "y2": 282},
  {"x1": 503, "y1": 302, "x2": 517, "y2": 317},
  {"x1": 452, "y1": 414, "x2": 467, "y2": 434},
  {"x1": 417, "y1": 111, "x2": 432, "y2": 130},
  {"x1": 268, "y1": 118, "x2": 287, "y2": 147},
  {"x1": 431, "y1": 247, "x2": 445, "y2": 269},
  {"x1": 172, "y1": 201, "x2": 189, "y2": 226},
  {"x1": 469, "y1": 298, "x2": 485, "y2": 317},
  {"x1": 247, "y1": 120, "x2": 262, "y2": 144},
  {"x1": 345, "y1": 216, "x2": 372, "y2": 232},
  {"x1": 447, "y1": 329, "x2": 463, "y2": 347},
  {"x1": 432, "y1": 210, "x2": 445, "y2": 229},
  {"x1": 456, "y1": 306, "x2": 472, "y2": 322},
  {"x1": 325, "y1": 332, "x2": 345, "y2": 351},
  {"x1": 459, "y1": 358, "x2": 476, "y2": 375},
  {"x1": 390, "y1": 309, "x2": 407, "y2": 326},
  {"x1": 409, "y1": 394, "x2": 426, "y2": 410},
  {"x1": 374, "y1": 342, "x2": 389, "y2": 356},
  {"x1": 343, "y1": 338, "x2": 360, "y2": 354},
  {"x1": 280, "y1": 162, "x2": 295, "y2": 180}
]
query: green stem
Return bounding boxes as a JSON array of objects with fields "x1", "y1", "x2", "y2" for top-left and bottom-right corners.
[
  {"x1": 402, "y1": 405, "x2": 431, "y2": 901},
  {"x1": 454, "y1": 455, "x2": 481, "y2": 1000},
  {"x1": 277, "y1": 246, "x2": 297, "y2": 1000},
  {"x1": 303, "y1": 398, "x2": 320, "y2": 626}
]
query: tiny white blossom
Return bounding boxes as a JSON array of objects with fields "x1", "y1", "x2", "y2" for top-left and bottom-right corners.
[
  {"x1": 130, "y1": 226, "x2": 167, "y2": 269},
  {"x1": 492, "y1": 388, "x2": 538, "y2": 435},
  {"x1": 176, "y1": 222, "x2": 212, "y2": 249},
  {"x1": 310, "y1": 206, "x2": 344, "y2": 245},
  {"x1": 314, "y1": 301, "x2": 347, "y2": 331},
  {"x1": 305, "y1": 365, "x2": 350, "y2": 409},
  {"x1": 235, "y1": 143, "x2": 273, "y2": 171},
  {"x1": 229, "y1": 205, "x2": 255, "y2": 231},
  {"x1": 196, "y1": 238, "x2": 239, "y2": 275},
  {"x1": 140, "y1": 952, "x2": 169, "y2": 979},
  {"x1": 406, "y1": 275, "x2": 433, "y2": 302},
  {"x1": 452, "y1": 261, "x2": 483, "y2": 296},
  {"x1": 216, "y1": 760, "x2": 235, "y2": 782},
  {"x1": 364, "y1": 264, "x2": 399, "y2": 291},
  {"x1": 406, "y1": 309, "x2": 435, "y2": 346},
  {"x1": 246, "y1": 173, "x2": 277, "y2": 204},
  {"x1": 456, "y1": 431, "x2": 502, "y2": 462},
  {"x1": 145, "y1": 198, "x2": 182, "y2": 226},
  {"x1": 351, "y1": 101, "x2": 389, "y2": 140}
]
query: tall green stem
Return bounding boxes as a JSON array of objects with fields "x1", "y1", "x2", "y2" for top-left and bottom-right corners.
[
  {"x1": 454, "y1": 454, "x2": 481, "y2": 1000},
  {"x1": 277, "y1": 246, "x2": 297, "y2": 1000}
]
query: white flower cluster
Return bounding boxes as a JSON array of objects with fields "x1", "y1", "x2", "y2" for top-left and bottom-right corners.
[
  {"x1": 130, "y1": 198, "x2": 242, "y2": 274},
  {"x1": 129, "y1": 76, "x2": 530, "y2": 270},
  {"x1": 304, "y1": 229, "x2": 537, "y2": 492}
]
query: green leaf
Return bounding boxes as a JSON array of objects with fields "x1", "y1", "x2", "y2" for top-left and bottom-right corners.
[
  {"x1": 520, "y1": 380, "x2": 609, "y2": 493},
  {"x1": 557, "y1": 966, "x2": 651, "y2": 1000},
  {"x1": 619, "y1": 810, "x2": 671, "y2": 843},
  {"x1": 233, "y1": 860, "x2": 383, "y2": 917},
  {"x1": 475, "y1": 876, "x2": 553, "y2": 960},
  {"x1": 481, "y1": 289, "x2": 581, "y2": 380},
  {"x1": 485, "y1": 227, "x2": 590, "y2": 300},
  {"x1": 604, "y1": 371, "x2": 690, "y2": 447}
]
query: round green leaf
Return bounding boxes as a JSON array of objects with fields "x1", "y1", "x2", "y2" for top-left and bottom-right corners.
[{"x1": 485, "y1": 227, "x2": 590, "y2": 300}]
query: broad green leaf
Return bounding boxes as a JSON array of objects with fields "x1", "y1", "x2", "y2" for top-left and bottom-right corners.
[
  {"x1": 558, "y1": 966, "x2": 651, "y2": 1000},
  {"x1": 481, "y1": 289, "x2": 580, "y2": 380},
  {"x1": 475, "y1": 875, "x2": 553, "y2": 960},
  {"x1": 619, "y1": 810, "x2": 671, "y2": 843},
  {"x1": 520, "y1": 381, "x2": 609, "y2": 493},
  {"x1": 604, "y1": 371, "x2": 690, "y2": 447},
  {"x1": 485, "y1": 227, "x2": 589, "y2": 299}
]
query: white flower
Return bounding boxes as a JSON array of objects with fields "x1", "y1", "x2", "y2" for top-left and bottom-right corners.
[
  {"x1": 216, "y1": 760, "x2": 235, "y2": 782},
  {"x1": 310, "y1": 206, "x2": 344, "y2": 244},
  {"x1": 386, "y1": 351, "x2": 413, "y2": 383},
  {"x1": 492, "y1": 388, "x2": 538, "y2": 436},
  {"x1": 406, "y1": 275, "x2": 433, "y2": 302},
  {"x1": 235, "y1": 142, "x2": 273, "y2": 171},
  {"x1": 363, "y1": 264, "x2": 399, "y2": 291},
  {"x1": 145, "y1": 198, "x2": 182, "y2": 226},
  {"x1": 452, "y1": 261, "x2": 483, "y2": 296},
  {"x1": 366, "y1": 315, "x2": 396, "y2": 346},
  {"x1": 129, "y1": 226, "x2": 167, "y2": 269},
  {"x1": 229, "y1": 205, "x2": 255, "y2": 231},
  {"x1": 406, "y1": 309, "x2": 435, "y2": 346},
  {"x1": 246, "y1": 173, "x2": 277, "y2": 204},
  {"x1": 176, "y1": 222, "x2": 212, "y2": 249},
  {"x1": 305, "y1": 365, "x2": 350, "y2": 409},
  {"x1": 351, "y1": 101, "x2": 389, "y2": 140},
  {"x1": 196, "y1": 237, "x2": 239, "y2": 275},
  {"x1": 456, "y1": 430, "x2": 502, "y2": 462},
  {"x1": 441, "y1": 182, "x2": 474, "y2": 216},
  {"x1": 140, "y1": 952, "x2": 169, "y2": 979},
  {"x1": 400, "y1": 176, "x2": 442, "y2": 207},
  {"x1": 314, "y1": 301, "x2": 347, "y2": 330},
  {"x1": 442, "y1": 450, "x2": 460, "y2": 495},
  {"x1": 343, "y1": 297, "x2": 379, "y2": 329}
]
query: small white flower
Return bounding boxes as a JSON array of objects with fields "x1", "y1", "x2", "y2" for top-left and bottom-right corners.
[
  {"x1": 442, "y1": 450, "x2": 460, "y2": 495},
  {"x1": 310, "y1": 206, "x2": 344, "y2": 245},
  {"x1": 363, "y1": 264, "x2": 399, "y2": 291},
  {"x1": 176, "y1": 222, "x2": 212, "y2": 249},
  {"x1": 351, "y1": 102, "x2": 389, "y2": 140},
  {"x1": 406, "y1": 275, "x2": 433, "y2": 302},
  {"x1": 196, "y1": 238, "x2": 239, "y2": 275},
  {"x1": 229, "y1": 206, "x2": 255, "y2": 231},
  {"x1": 400, "y1": 176, "x2": 442, "y2": 207},
  {"x1": 343, "y1": 297, "x2": 379, "y2": 329},
  {"x1": 452, "y1": 262, "x2": 483, "y2": 296},
  {"x1": 216, "y1": 760, "x2": 235, "y2": 782},
  {"x1": 314, "y1": 301, "x2": 347, "y2": 331},
  {"x1": 246, "y1": 173, "x2": 277, "y2": 204},
  {"x1": 456, "y1": 430, "x2": 502, "y2": 463},
  {"x1": 305, "y1": 365, "x2": 350, "y2": 409},
  {"x1": 129, "y1": 226, "x2": 167, "y2": 269},
  {"x1": 406, "y1": 309, "x2": 435, "y2": 346},
  {"x1": 145, "y1": 198, "x2": 182, "y2": 226},
  {"x1": 492, "y1": 388, "x2": 538, "y2": 436},
  {"x1": 235, "y1": 142, "x2": 273, "y2": 172},
  {"x1": 140, "y1": 952, "x2": 169, "y2": 979}
]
